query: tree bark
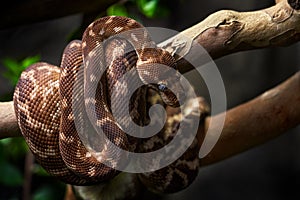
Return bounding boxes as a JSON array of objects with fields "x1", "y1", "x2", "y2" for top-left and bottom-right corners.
[
  {"x1": 170, "y1": 0, "x2": 300, "y2": 73},
  {"x1": 0, "y1": 101, "x2": 21, "y2": 138},
  {"x1": 201, "y1": 71, "x2": 300, "y2": 166}
]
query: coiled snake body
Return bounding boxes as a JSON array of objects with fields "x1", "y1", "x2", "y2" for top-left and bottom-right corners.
[{"x1": 13, "y1": 16, "x2": 207, "y2": 194}]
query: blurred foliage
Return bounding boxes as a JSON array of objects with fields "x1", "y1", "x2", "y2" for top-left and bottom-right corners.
[
  {"x1": 68, "y1": 0, "x2": 174, "y2": 41},
  {"x1": 0, "y1": 138, "x2": 65, "y2": 199},
  {"x1": 136, "y1": 0, "x2": 170, "y2": 18},
  {"x1": 68, "y1": 0, "x2": 173, "y2": 41},
  {"x1": 0, "y1": 137, "x2": 53, "y2": 187},
  {"x1": 0, "y1": 55, "x2": 38, "y2": 189},
  {"x1": 107, "y1": 3, "x2": 130, "y2": 17},
  {"x1": 0, "y1": 56, "x2": 65, "y2": 199},
  {"x1": 32, "y1": 184, "x2": 65, "y2": 200},
  {"x1": 107, "y1": 0, "x2": 170, "y2": 19},
  {"x1": 0, "y1": 138, "x2": 26, "y2": 187},
  {"x1": 1, "y1": 55, "x2": 40, "y2": 87}
]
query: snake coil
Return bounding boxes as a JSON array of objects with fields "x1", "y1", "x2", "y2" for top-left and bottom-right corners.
[{"x1": 13, "y1": 16, "x2": 208, "y2": 194}]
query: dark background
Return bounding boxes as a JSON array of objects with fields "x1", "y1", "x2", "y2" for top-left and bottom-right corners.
[{"x1": 0, "y1": 0, "x2": 299, "y2": 199}]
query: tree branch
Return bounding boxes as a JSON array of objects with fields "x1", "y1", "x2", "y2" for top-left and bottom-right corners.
[
  {"x1": 167, "y1": 0, "x2": 300, "y2": 73},
  {"x1": 0, "y1": 101, "x2": 21, "y2": 139},
  {"x1": 201, "y1": 71, "x2": 300, "y2": 166}
]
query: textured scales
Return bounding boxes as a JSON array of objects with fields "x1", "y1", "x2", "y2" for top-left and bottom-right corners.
[{"x1": 13, "y1": 16, "x2": 208, "y2": 194}]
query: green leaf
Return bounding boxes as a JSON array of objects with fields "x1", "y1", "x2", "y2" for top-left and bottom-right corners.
[
  {"x1": 136, "y1": 0, "x2": 170, "y2": 18},
  {"x1": 0, "y1": 138, "x2": 28, "y2": 159},
  {"x1": 21, "y1": 55, "x2": 40, "y2": 69},
  {"x1": 107, "y1": 4, "x2": 129, "y2": 17},
  {"x1": 0, "y1": 138, "x2": 13, "y2": 145},
  {"x1": 139, "y1": 0, "x2": 158, "y2": 17},
  {"x1": 1, "y1": 55, "x2": 40, "y2": 86},
  {"x1": 2, "y1": 58, "x2": 19, "y2": 71},
  {"x1": 32, "y1": 163, "x2": 50, "y2": 176},
  {"x1": 0, "y1": 162, "x2": 23, "y2": 186},
  {"x1": 33, "y1": 186, "x2": 58, "y2": 200}
]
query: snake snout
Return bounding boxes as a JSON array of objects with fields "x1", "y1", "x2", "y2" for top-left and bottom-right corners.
[
  {"x1": 136, "y1": 48, "x2": 186, "y2": 106},
  {"x1": 158, "y1": 80, "x2": 185, "y2": 107}
]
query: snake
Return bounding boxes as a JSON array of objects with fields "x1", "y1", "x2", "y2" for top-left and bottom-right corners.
[{"x1": 13, "y1": 16, "x2": 208, "y2": 195}]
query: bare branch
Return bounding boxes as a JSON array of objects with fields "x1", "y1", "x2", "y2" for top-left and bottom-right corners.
[
  {"x1": 201, "y1": 71, "x2": 300, "y2": 165},
  {"x1": 164, "y1": 0, "x2": 300, "y2": 73},
  {"x1": 0, "y1": 101, "x2": 21, "y2": 139}
]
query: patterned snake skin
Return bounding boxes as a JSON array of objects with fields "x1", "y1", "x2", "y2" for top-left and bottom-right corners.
[{"x1": 13, "y1": 16, "x2": 208, "y2": 194}]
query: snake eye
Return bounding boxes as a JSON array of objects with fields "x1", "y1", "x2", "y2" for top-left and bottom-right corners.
[{"x1": 158, "y1": 83, "x2": 167, "y2": 92}]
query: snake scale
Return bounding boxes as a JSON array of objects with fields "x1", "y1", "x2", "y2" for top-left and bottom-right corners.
[{"x1": 13, "y1": 16, "x2": 208, "y2": 194}]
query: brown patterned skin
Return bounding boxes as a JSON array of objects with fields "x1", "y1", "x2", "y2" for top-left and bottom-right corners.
[{"x1": 13, "y1": 16, "x2": 208, "y2": 194}]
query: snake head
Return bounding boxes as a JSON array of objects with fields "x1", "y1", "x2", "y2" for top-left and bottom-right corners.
[
  {"x1": 156, "y1": 80, "x2": 183, "y2": 107},
  {"x1": 137, "y1": 48, "x2": 185, "y2": 107}
]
